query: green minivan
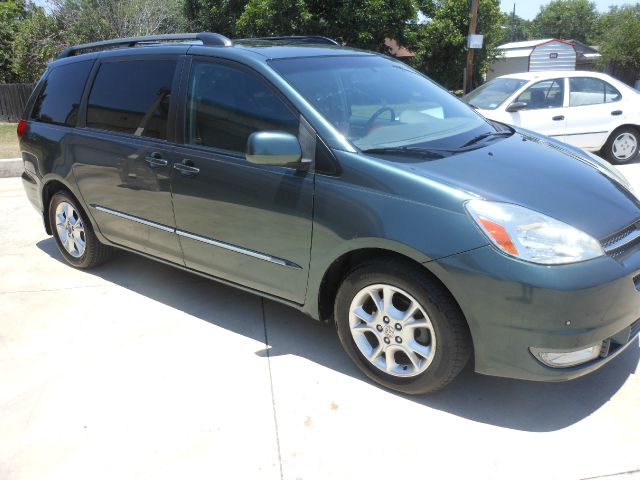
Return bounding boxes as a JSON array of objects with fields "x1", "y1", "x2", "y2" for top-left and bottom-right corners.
[{"x1": 19, "y1": 33, "x2": 640, "y2": 394}]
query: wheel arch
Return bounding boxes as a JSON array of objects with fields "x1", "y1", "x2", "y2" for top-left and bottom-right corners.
[
  {"x1": 602, "y1": 124, "x2": 640, "y2": 163},
  {"x1": 315, "y1": 247, "x2": 462, "y2": 325},
  {"x1": 41, "y1": 177, "x2": 84, "y2": 235},
  {"x1": 604, "y1": 123, "x2": 640, "y2": 146}
]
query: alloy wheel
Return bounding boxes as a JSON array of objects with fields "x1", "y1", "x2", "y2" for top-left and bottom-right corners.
[
  {"x1": 348, "y1": 284, "x2": 436, "y2": 377},
  {"x1": 54, "y1": 201, "x2": 86, "y2": 258}
]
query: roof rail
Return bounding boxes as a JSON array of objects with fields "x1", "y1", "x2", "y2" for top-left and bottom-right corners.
[
  {"x1": 236, "y1": 35, "x2": 339, "y2": 46},
  {"x1": 57, "y1": 32, "x2": 233, "y2": 59}
]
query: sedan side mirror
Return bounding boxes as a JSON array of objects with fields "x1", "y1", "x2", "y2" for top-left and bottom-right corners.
[
  {"x1": 506, "y1": 101, "x2": 528, "y2": 113},
  {"x1": 246, "y1": 131, "x2": 302, "y2": 166}
]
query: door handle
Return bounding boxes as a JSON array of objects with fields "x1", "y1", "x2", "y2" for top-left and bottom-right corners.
[
  {"x1": 145, "y1": 152, "x2": 168, "y2": 168},
  {"x1": 611, "y1": 110, "x2": 623, "y2": 116},
  {"x1": 552, "y1": 115, "x2": 564, "y2": 121},
  {"x1": 174, "y1": 160, "x2": 200, "y2": 176}
]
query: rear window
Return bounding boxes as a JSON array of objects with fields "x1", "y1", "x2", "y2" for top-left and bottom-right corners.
[
  {"x1": 30, "y1": 61, "x2": 93, "y2": 127},
  {"x1": 87, "y1": 59, "x2": 177, "y2": 140}
]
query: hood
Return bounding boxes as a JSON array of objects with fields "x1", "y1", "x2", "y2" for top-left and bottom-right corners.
[{"x1": 395, "y1": 130, "x2": 640, "y2": 240}]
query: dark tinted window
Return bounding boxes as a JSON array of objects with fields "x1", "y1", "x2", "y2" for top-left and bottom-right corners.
[
  {"x1": 87, "y1": 60, "x2": 176, "y2": 140},
  {"x1": 186, "y1": 62, "x2": 298, "y2": 153},
  {"x1": 30, "y1": 61, "x2": 93, "y2": 126}
]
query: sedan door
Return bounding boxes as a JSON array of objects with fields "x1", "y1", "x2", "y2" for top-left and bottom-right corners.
[
  {"x1": 170, "y1": 58, "x2": 314, "y2": 303},
  {"x1": 504, "y1": 78, "x2": 567, "y2": 141},
  {"x1": 563, "y1": 76, "x2": 624, "y2": 150}
]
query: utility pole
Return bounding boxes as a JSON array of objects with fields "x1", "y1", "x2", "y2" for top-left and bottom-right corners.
[
  {"x1": 511, "y1": 3, "x2": 516, "y2": 42},
  {"x1": 464, "y1": 0, "x2": 479, "y2": 94}
]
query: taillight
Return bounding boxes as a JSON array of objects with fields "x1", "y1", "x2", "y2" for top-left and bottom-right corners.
[{"x1": 17, "y1": 119, "x2": 27, "y2": 140}]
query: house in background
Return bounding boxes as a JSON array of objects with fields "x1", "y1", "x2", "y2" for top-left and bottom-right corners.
[
  {"x1": 486, "y1": 39, "x2": 601, "y2": 81},
  {"x1": 384, "y1": 38, "x2": 415, "y2": 61}
]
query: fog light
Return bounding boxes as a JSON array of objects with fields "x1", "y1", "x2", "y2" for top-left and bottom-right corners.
[{"x1": 530, "y1": 343, "x2": 601, "y2": 368}]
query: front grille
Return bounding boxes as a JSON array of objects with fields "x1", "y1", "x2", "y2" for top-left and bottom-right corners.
[{"x1": 601, "y1": 222, "x2": 640, "y2": 258}]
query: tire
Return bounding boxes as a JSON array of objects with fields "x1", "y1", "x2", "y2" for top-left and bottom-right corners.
[
  {"x1": 334, "y1": 259, "x2": 471, "y2": 395},
  {"x1": 602, "y1": 127, "x2": 639, "y2": 165},
  {"x1": 49, "y1": 191, "x2": 114, "y2": 268}
]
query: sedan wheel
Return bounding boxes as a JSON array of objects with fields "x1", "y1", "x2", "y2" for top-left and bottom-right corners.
[{"x1": 604, "y1": 128, "x2": 639, "y2": 164}]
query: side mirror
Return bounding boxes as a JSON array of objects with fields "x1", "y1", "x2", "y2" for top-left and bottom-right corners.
[
  {"x1": 246, "y1": 131, "x2": 302, "y2": 166},
  {"x1": 506, "y1": 101, "x2": 528, "y2": 113}
]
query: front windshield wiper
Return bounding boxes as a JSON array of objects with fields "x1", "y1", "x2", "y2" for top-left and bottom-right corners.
[
  {"x1": 460, "y1": 130, "x2": 513, "y2": 148},
  {"x1": 361, "y1": 146, "x2": 462, "y2": 159}
]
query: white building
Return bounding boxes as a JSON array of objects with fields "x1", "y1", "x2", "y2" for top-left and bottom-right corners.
[{"x1": 487, "y1": 39, "x2": 601, "y2": 80}]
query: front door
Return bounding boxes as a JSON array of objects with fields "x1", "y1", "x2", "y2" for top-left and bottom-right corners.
[
  {"x1": 72, "y1": 56, "x2": 183, "y2": 264},
  {"x1": 507, "y1": 77, "x2": 567, "y2": 141},
  {"x1": 171, "y1": 58, "x2": 314, "y2": 303}
]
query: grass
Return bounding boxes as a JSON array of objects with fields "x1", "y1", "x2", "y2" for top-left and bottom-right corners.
[{"x1": 0, "y1": 123, "x2": 20, "y2": 159}]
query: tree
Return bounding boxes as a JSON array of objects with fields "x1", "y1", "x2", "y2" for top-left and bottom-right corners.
[
  {"x1": 532, "y1": 0, "x2": 598, "y2": 43},
  {"x1": 501, "y1": 12, "x2": 532, "y2": 43},
  {"x1": 51, "y1": 0, "x2": 186, "y2": 45},
  {"x1": 11, "y1": 4, "x2": 61, "y2": 82},
  {"x1": 183, "y1": 0, "x2": 247, "y2": 36},
  {"x1": 0, "y1": 0, "x2": 27, "y2": 83},
  {"x1": 187, "y1": 0, "x2": 417, "y2": 53},
  {"x1": 596, "y1": 4, "x2": 640, "y2": 72},
  {"x1": 408, "y1": 0, "x2": 504, "y2": 90}
]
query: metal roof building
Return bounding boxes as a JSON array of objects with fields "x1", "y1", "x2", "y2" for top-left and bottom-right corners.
[{"x1": 487, "y1": 39, "x2": 601, "y2": 80}]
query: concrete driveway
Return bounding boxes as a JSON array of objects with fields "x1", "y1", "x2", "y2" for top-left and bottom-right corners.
[{"x1": 1, "y1": 174, "x2": 639, "y2": 480}]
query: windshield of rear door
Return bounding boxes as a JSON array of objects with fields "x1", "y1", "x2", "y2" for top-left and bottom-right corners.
[
  {"x1": 462, "y1": 77, "x2": 528, "y2": 110},
  {"x1": 269, "y1": 55, "x2": 496, "y2": 151}
]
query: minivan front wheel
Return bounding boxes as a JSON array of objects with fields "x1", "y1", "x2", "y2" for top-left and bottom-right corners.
[
  {"x1": 49, "y1": 191, "x2": 113, "y2": 268},
  {"x1": 334, "y1": 260, "x2": 471, "y2": 395}
]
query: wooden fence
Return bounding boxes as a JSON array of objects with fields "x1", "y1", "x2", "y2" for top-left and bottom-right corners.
[{"x1": 0, "y1": 84, "x2": 34, "y2": 123}]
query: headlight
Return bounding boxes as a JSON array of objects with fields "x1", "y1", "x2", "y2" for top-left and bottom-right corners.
[{"x1": 465, "y1": 200, "x2": 604, "y2": 264}]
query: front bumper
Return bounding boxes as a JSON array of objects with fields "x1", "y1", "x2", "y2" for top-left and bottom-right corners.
[{"x1": 429, "y1": 245, "x2": 640, "y2": 381}]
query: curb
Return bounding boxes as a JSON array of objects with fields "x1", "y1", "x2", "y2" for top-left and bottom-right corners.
[{"x1": 0, "y1": 158, "x2": 22, "y2": 178}]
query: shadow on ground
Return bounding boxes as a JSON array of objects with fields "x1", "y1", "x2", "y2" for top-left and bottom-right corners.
[{"x1": 37, "y1": 238, "x2": 639, "y2": 433}]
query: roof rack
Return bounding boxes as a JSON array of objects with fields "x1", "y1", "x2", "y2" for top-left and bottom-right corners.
[
  {"x1": 57, "y1": 32, "x2": 233, "y2": 59},
  {"x1": 236, "y1": 36, "x2": 339, "y2": 45}
]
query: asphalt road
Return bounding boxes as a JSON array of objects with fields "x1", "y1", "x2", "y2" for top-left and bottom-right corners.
[{"x1": 1, "y1": 174, "x2": 639, "y2": 480}]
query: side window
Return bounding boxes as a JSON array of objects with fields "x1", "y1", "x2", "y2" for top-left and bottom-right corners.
[
  {"x1": 87, "y1": 60, "x2": 176, "y2": 140},
  {"x1": 604, "y1": 82, "x2": 622, "y2": 103},
  {"x1": 30, "y1": 61, "x2": 93, "y2": 127},
  {"x1": 186, "y1": 61, "x2": 298, "y2": 153},
  {"x1": 516, "y1": 79, "x2": 564, "y2": 110},
  {"x1": 569, "y1": 77, "x2": 621, "y2": 106}
]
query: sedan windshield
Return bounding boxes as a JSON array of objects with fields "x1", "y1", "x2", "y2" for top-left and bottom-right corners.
[
  {"x1": 462, "y1": 77, "x2": 528, "y2": 110},
  {"x1": 270, "y1": 55, "x2": 497, "y2": 151}
]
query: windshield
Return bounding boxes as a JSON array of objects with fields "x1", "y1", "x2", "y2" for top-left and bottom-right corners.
[
  {"x1": 270, "y1": 55, "x2": 494, "y2": 151},
  {"x1": 463, "y1": 77, "x2": 528, "y2": 110}
]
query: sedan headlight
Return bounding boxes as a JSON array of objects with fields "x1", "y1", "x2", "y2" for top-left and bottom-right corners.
[{"x1": 465, "y1": 200, "x2": 604, "y2": 264}]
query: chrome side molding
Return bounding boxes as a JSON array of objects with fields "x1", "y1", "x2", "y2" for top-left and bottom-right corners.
[
  {"x1": 90, "y1": 204, "x2": 301, "y2": 269},
  {"x1": 92, "y1": 204, "x2": 174, "y2": 232}
]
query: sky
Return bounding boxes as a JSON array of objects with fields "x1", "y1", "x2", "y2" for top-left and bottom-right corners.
[{"x1": 500, "y1": 0, "x2": 625, "y2": 20}]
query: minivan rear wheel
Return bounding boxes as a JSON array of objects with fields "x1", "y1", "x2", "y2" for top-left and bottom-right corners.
[
  {"x1": 334, "y1": 259, "x2": 471, "y2": 395},
  {"x1": 49, "y1": 191, "x2": 113, "y2": 268}
]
